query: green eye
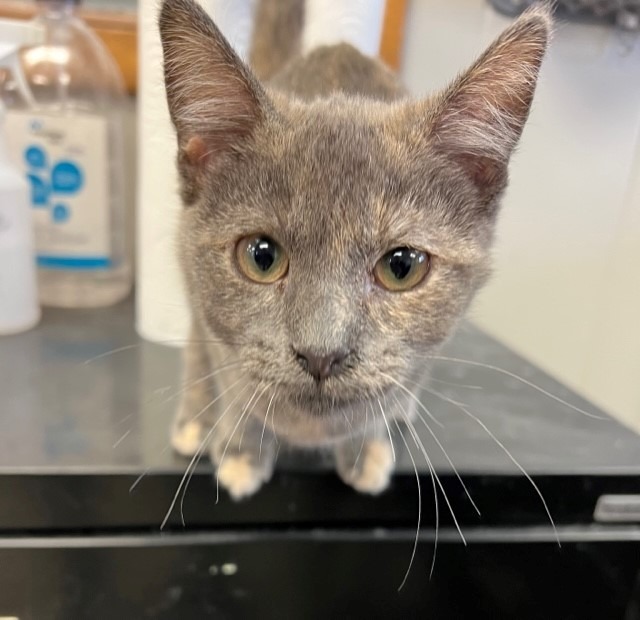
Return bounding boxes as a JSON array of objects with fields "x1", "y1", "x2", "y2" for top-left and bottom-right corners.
[
  {"x1": 236, "y1": 235, "x2": 289, "y2": 283},
  {"x1": 374, "y1": 247, "x2": 430, "y2": 291}
]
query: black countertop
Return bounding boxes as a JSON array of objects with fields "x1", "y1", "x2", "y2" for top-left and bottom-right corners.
[{"x1": 1, "y1": 297, "x2": 639, "y2": 532}]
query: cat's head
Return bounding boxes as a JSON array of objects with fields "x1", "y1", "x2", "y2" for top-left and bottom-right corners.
[{"x1": 159, "y1": 0, "x2": 550, "y2": 427}]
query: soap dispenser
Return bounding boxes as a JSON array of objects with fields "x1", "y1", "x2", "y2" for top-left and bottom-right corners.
[
  {"x1": 0, "y1": 18, "x2": 41, "y2": 334},
  {"x1": 5, "y1": 0, "x2": 131, "y2": 308}
]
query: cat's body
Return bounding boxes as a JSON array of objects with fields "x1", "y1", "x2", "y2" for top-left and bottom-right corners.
[{"x1": 160, "y1": 0, "x2": 551, "y2": 499}]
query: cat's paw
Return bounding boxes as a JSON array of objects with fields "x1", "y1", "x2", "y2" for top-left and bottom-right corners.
[
  {"x1": 171, "y1": 420, "x2": 204, "y2": 457},
  {"x1": 339, "y1": 439, "x2": 394, "y2": 495},
  {"x1": 217, "y1": 454, "x2": 271, "y2": 501}
]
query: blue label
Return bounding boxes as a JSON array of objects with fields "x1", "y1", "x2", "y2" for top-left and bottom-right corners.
[
  {"x1": 27, "y1": 173, "x2": 50, "y2": 206},
  {"x1": 11, "y1": 113, "x2": 112, "y2": 269},
  {"x1": 37, "y1": 256, "x2": 112, "y2": 270},
  {"x1": 25, "y1": 145, "x2": 47, "y2": 169},
  {"x1": 52, "y1": 203, "x2": 71, "y2": 223},
  {"x1": 51, "y1": 161, "x2": 84, "y2": 194},
  {"x1": 24, "y1": 147, "x2": 84, "y2": 212}
]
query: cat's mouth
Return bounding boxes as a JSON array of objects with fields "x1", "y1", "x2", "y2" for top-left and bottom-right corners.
[{"x1": 283, "y1": 380, "x2": 391, "y2": 415}]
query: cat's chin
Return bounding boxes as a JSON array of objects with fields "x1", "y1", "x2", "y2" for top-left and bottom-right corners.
[
  {"x1": 283, "y1": 382, "x2": 366, "y2": 411},
  {"x1": 294, "y1": 395, "x2": 360, "y2": 417},
  {"x1": 272, "y1": 398, "x2": 370, "y2": 446}
]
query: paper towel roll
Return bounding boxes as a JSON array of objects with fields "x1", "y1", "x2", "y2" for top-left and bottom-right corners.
[
  {"x1": 303, "y1": 0, "x2": 386, "y2": 57},
  {"x1": 136, "y1": 0, "x2": 186, "y2": 344},
  {"x1": 136, "y1": 0, "x2": 255, "y2": 345}
]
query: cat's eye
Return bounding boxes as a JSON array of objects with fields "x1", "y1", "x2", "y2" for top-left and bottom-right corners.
[
  {"x1": 374, "y1": 247, "x2": 430, "y2": 292},
  {"x1": 236, "y1": 235, "x2": 289, "y2": 283}
]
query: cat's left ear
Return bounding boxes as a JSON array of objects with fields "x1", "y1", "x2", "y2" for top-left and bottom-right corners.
[
  {"x1": 159, "y1": 0, "x2": 267, "y2": 202},
  {"x1": 423, "y1": 5, "x2": 551, "y2": 204}
]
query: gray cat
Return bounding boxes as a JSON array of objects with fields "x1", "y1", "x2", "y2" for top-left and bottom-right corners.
[{"x1": 159, "y1": 0, "x2": 551, "y2": 500}]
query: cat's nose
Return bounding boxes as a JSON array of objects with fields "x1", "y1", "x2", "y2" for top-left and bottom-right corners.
[{"x1": 295, "y1": 349, "x2": 350, "y2": 381}]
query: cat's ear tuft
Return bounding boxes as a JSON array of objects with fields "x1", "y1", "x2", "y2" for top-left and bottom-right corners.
[
  {"x1": 159, "y1": 0, "x2": 266, "y2": 197},
  {"x1": 428, "y1": 5, "x2": 552, "y2": 200}
]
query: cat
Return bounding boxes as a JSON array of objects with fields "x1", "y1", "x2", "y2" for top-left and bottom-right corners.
[{"x1": 158, "y1": 0, "x2": 551, "y2": 500}]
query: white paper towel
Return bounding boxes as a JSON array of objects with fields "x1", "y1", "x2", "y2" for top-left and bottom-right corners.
[
  {"x1": 136, "y1": 0, "x2": 187, "y2": 344},
  {"x1": 136, "y1": 0, "x2": 384, "y2": 345},
  {"x1": 303, "y1": 0, "x2": 386, "y2": 57},
  {"x1": 136, "y1": 0, "x2": 255, "y2": 345}
]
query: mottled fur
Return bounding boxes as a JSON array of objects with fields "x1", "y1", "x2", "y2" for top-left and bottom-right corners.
[{"x1": 159, "y1": 0, "x2": 551, "y2": 499}]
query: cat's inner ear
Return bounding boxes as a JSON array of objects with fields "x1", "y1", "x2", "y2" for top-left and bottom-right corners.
[
  {"x1": 427, "y1": 7, "x2": 551, "y2": 200},
  {"x1": 159, "y1": 0, "x2": 266, "y2": 199}
]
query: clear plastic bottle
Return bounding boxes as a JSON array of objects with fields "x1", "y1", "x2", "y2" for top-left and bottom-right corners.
[{"x1": 4, "y1": 0, "x2": 131, "y2": 307}]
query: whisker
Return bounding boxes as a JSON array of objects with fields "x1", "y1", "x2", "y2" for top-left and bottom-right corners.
[
  {"x1": 178, "y1": 380, "x2": 253, "y2": 525},
  {"x1": 392, "y1": 417, "x2": 425, "y2": 591},
  {"x1": 427, "y1": 385, "x2": 560, "y2": 546},
  {"x1": 103, "y1": 359, "x2": 243, "y2": 434},
  {"x1": 82, "y1": 337, "x2": 229, "y2": 365},
  {"x1": 380, "y1": 373, "x2": 444, "y2": 429},
  {"x1": 129, "y1": 445, "x2": 170, "y2": 493},
  {"x1": 185, "y1": 374, "x2": 248, "y2": 428},
  {"x1": 270, "y1": 391, "x2": 279, "y2": 438},
  {"x1": 397, "y1": 404, "x2": 467, "y2": 546},
  {"x1": 160, "y1": 379, "x2": 249, "y2": 530},
  {"x1": 393, "y1": 386, "x2": 480, "y2": 516},
  {"x1": 163, "y1": 358, "x2": 242, "y2": 407},
  {"x1": 178, "y1": 428, "x2": 211, "y2": 527},
  {"x1": 83, "y1": 343, "x2": 141, "y2": 365},
  {"x1": 424, "y1": 355, "x2": 606, "y2": 421},
  {"x1": 259, "y1": 387, "x2": 278, "y2": 460},
  {"x1": 162, "y1": 423, "x2": 216, "y2": 531},
  {"x1": 239, "y1": 382, "x2": 272, "y2": 451},
  {"x1": 427, "y1": 376, "x2": 483, "y2": 390},
  {"x1": 394, "y1": 407, "x2": 441, "y2": 581},
  {"x1": 352, "y1": 404, "x2": 369, "y2": 476},
  {"x1": 341, "y1": 408, "x2": 354, "y2": 434},
  {"x1": 377, "y1": 397, "x2": 396, "y2": 463},
  {"x1": 116, "y1": 412, "x2": 134, "y2": 426},
  {"x1": 112, "y1": 428, "x2": 131, "y2": 449},
  {"x1": 130, "y1": 361, "x2": 242, "y2": 431}
]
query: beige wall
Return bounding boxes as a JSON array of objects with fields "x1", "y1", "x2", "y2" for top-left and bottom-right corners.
[{"x1": 401, "y1": 0, "x2": 640, "y2": 430}]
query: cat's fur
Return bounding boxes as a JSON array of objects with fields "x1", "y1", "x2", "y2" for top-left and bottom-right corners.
[{"x1": 159, "y1": 0, "x2": 551, "y2": 499}]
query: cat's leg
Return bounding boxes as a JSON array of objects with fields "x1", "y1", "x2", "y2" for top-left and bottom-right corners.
[
  {"x1": 171, "y1": 323, "x2": 215, "y2": 457},
  {"x1": 209, "y1": 390, "x2": 277, "y2": 501},
  {"x1": 334, "y1": 432, "x2": 394, "y2": 495}
]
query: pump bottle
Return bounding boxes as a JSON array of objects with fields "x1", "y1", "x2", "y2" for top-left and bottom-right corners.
[{"x1": 0, "y1": 18, "x2": 42, "y2": 334}]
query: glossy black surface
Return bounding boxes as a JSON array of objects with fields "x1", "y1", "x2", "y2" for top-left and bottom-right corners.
[{"x1": 1, "y1": 531, "x2": 640, "y2": 620}]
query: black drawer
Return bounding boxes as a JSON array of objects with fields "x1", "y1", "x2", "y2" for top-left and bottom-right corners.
[{"x1": 2, "y1": 529, "x2": 639, "y2": 620}]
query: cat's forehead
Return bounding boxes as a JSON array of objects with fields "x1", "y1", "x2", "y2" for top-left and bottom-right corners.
[
  {"x1": 282, "y1": 120, "x2": 382, "y2": 179},
  {"x1": 253, "y1": 101, "x2": 403, "y2": 214},
  {"x1": 270, "y1": 96, "x2": 393, "y2": 158}
]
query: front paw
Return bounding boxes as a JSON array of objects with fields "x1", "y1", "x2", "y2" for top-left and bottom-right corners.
[
  {"x1": 337, "y1": 438, "x2": 394, "y2": 495},
  {"x1": 217, "y1": 453, "x2": 272, "y2": 501},
  {"x1": 171, "y1": 420, "x2": 204, "y2": 457}
]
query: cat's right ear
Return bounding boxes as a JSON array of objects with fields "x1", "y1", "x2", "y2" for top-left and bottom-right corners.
[
  {"x1": 159, "y1": 0, "x2": 266, "y2": 202},
  {"x1": 412, "y1": 5, "x2": 551, "y2": 208}
]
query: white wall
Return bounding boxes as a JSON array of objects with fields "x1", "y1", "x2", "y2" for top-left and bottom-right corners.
[{"x1": 401, "y1": 0, "x2": 640, "y2": 430}]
